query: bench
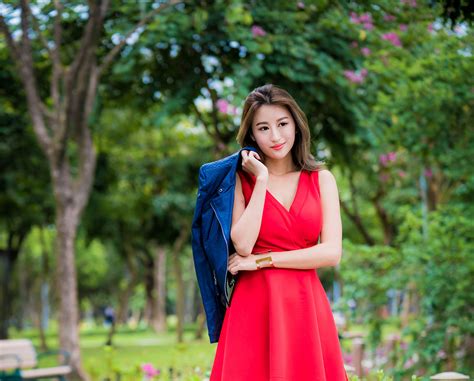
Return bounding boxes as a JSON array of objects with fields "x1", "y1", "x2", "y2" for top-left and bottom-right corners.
[{"x1": 0, "y1": 339, "x2": 71, "y2": 380}]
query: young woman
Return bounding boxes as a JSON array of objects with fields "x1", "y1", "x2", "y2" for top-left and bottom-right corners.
[{"x1": 209, "y1": 84, "x2": 349, "y2": 381}]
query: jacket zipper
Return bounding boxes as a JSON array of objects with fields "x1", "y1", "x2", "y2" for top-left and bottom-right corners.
[{"x1": 210, "y1": 202, "x2": 231, "y2": 306}]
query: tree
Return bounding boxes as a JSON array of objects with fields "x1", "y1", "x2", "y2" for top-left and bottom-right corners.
[{"x1": 0, "y1": 1, "x2": 180, "y2": 378}]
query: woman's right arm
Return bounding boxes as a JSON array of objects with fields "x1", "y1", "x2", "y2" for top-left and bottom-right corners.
[{"x1": 230, "y1": 170, "x2": 268, "y2": 257}]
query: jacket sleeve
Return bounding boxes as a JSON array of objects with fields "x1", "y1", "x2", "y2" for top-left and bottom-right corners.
[{"x1": 191, "y1": 165, "x2": 223, "y2": 343}]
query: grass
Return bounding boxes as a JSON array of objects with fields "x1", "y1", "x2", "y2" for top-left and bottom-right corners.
[
  {"x1": 7, "y1": 316, "x2": 408, "y2": 380},
  {"x1": 9, "y1": 320, "x2": 217, "y2": 380}
]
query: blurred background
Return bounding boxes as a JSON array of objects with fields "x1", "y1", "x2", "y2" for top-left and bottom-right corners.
[{"x1": 0, "y1": 1, "x2": 472, "y2": 380}]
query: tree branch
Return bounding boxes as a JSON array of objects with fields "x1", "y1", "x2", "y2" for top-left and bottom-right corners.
[
  {"x1": 30, "y1": 10, "x2": 54, "y2": 58},
  {"x1": 50, "y1": 0, "x2": 64, "y2": 117},
  {"x1": 17, "y1": 0, "x2": 53, "y2": 157},
  {"x1": 191, "y1": 102, "x2": 217, "y2": 140},
  {"x1": 0, "y1": 16, "x2": 21, "y2": 65},
  {"x1": 98, "y1": 0, "x2": 182, "y2": 75}
]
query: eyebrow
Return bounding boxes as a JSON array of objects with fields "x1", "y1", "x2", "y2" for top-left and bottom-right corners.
[{"x1": 255, "y1": 116, "x2": 289, "y2": 127}]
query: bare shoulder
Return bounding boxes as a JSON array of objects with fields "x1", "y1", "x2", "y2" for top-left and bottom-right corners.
[{"x1": 318, "y1": 169, "x2": 339, "y2": 192}]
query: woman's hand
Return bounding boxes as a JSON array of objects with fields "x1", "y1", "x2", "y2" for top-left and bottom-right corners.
[
  {"x1": 241, "y1": 149, "x2": 268, "y2": 179},
  {"x1": 227, "y1": 252, "x2": 258, "y2": 275}
]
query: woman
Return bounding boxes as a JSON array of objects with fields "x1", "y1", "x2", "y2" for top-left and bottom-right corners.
[{"x1": 210, "y1": 84, "x2": 349, "y2": 381}]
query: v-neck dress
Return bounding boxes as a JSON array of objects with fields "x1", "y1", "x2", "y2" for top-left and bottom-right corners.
[{"x1": 209, "y1": 169, "x2": 349, "y2": 381}]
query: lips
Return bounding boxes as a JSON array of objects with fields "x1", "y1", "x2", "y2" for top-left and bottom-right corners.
[{"x1": 271, "y1": 143, "x2": 285, "y2": 150}]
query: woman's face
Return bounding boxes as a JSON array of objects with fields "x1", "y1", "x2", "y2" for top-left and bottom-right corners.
[{"x1": 251, "y1": 104, "x2": 296, "y2": 161}]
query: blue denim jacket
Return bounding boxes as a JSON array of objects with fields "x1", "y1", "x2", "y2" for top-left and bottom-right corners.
[{"x1": 191, "y1": 145, "x2": 259, "y2": 343}]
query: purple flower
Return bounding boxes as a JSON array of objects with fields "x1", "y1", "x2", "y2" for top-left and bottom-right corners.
[
  {"x1": 361, "y1": 47, "x2": 371, "y2": 56},
  {"x1": 424, "y1": 168, "x2": 433, "y2": 178},
  {"x1": 379, "y1": 173, "x2": 390, "y2": 183},
  {"x1": 427, "y1": 23, "x2": 434, "y2": 33},
  {"x1": 297, "y1": 1, "x2": 305, "y2": 9},
  {"x1": 251, "y1": 25, "x2": 267, "y2": 37},
  {"x1": 401, "y1": 0, "x2": 417, "y2": 6},
  {"x1": 351, "y1": 41, "x2": 359, "y2": 48},
  {"x1": 399, "y1": 24, "x2": 408, "y2": 31},
  {"x1": 381, "y1": 32, "x2": 402, "y2": 47}
]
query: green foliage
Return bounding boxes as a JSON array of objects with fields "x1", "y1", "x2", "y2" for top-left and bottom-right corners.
[
  {"x1": 394, "y1": 205, "x2": 474, "y2": 377},
  {"x1": 340, "y1": 241, "x2": 402, "y2": 348}
]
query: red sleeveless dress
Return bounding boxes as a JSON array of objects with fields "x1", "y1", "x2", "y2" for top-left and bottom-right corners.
[{"x1": 209, "y1": 168, "x2": 349, "y2": 381}]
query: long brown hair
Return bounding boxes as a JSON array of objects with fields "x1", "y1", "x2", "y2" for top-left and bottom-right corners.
[{"x1": 236, "y1": 84, "x2": 325, "y2": 171}]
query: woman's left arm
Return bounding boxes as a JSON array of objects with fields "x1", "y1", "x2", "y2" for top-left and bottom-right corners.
[{"x1": 227, "y1": 169, "x2": 342, "y2": 274}]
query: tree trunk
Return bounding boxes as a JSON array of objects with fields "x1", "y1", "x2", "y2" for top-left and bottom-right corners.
[
  {"x1": 172, "y1": 249, "x2": 185, "y2": 343},
  {"x1": 117, "y1": 245, "x2": 138, "y2": 325},
  {"x1": 144, "y1": 260, "x2": 154, "y2": 326},
  {"x1": 0, "y1": 248, "x2": 20, "y2": 339},
  {"x1": 55, "y1": 206, "x2": 89, "y2": 381},
  {"x1": 194, "y1": 297, "x2": 206, "y2": 341},
  {"x1": 150, "y1": 245, "x2": 167, "y2": 333},
  {"x1": 184, "y1": 257, "x2": 197, "y2": 324}
]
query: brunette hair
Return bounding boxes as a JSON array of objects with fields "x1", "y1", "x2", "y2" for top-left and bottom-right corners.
[{"x1": 236, "y1": 84, "x2": 324, "y2": 171}]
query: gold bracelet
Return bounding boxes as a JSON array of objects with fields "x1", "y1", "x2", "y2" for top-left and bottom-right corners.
[{"x1": 255, "y1": 255, "x2": 274, "y2": 269}]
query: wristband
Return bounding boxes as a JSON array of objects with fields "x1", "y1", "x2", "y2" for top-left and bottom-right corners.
[{"x1": 255, "y1": 255, "x2": 274, "y2": 269}]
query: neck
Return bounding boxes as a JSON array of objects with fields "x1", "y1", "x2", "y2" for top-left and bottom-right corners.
[{"x1": 263, "y1": 157, "x2": 297, "y2": 175}]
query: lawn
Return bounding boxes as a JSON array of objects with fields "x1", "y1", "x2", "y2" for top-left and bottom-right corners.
[{"x1": 10, "y1": 321, "x2": 217, "y2": 380}]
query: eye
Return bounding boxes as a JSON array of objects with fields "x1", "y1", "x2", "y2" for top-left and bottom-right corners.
[
  {"x1": 259, "y1": 126, "x2": 269, "y2": 131},
  {"x1": 279, "y1": 122, "x2": 288, "y2": 127}
]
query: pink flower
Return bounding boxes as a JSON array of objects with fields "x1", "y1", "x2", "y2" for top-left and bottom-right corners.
[
  {"x1": 251, "y1": 25, "x2": 266, "y2": 37},
  {"x1": 359, "y1": 13, "x2": 373, "y2": 24},
  {"x1": 427, "y1": 23, "x2": 434, "y2": 33},
  {"x1": 399, "y1": 24, "x2": 408, "y2": 31},
  {"x1": 363, "y1": 22, "x2": 374, "y2": 31},
  {"x1": 351, "y1": 41, "x2": 359, "y2": 48},
  {"x1": 401, "y1": 0, "x2": 417, "y2": 6},
  {"x1": 217, "y1": 99, "x2": 238, "y2": 115},
  {"x1": 350, "y1": 12, "x2": 374, "y2": 30},
  {"x1": 384, "y1": 13, "x2": 396, "y2": 22},
  {"x1": 424, "y1": 168, "x2": 433, "y2": 178},
  {"x1": 387, "y1": 151, "x2": 397, "y2": 161},
  {"x1": 379, "y1": 173, "x2": 390, "y2": 183},
  {"x1": 344, "y1": 69, "x2": 368, "y2": 84},
  {"x1": 379, "y1": 152, "x2": 396, "y2": 166},
  {"x1": 361, "y1": 47, "x2": 371, "y2": 56},
  {"x1": 398, "y1": 170, "x2": 407, "y2": 178},
  {"x1": 217, "y1": 99, "x2": 229, "y2": 114},
  {"x1": 381, "y1": 32, "x2": 402, "y2": 47},
  {"x1": 437, "y1": 349, "x2": 447, "y2": 359},
  {"x1": 141, "y1": 363, "x2": 160, "y2": 379},
  {"x1": 297, "y1": 1, "x2": 305, "y2": 9},
  {"x1": 350, "y1": 11, "x2": 360, "y2": 23}
]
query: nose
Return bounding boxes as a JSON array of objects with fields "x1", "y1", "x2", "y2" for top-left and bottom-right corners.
[{"x1": 270, "y1": 126, "x2": 281, "y2": 141}]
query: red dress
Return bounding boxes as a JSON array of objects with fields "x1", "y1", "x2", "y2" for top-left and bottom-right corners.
[{"x1": 210, "y1": 168, "x2": 349, "y2": 381}]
